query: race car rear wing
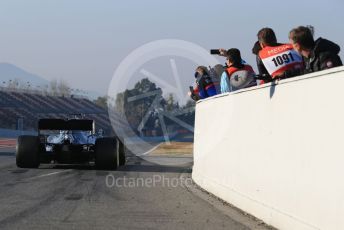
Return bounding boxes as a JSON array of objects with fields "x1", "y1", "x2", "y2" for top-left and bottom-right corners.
[{"x1": 38, "y1": 119, "x2": 95, "y2": 133}]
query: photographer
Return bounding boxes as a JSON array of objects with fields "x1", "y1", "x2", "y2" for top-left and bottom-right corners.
[
  {"x1": 252, "y1": 41, "x2": 267, "y2": 85},
  {"x1": 289, "y1": 26, "x2": 342, "y2": 74},
  {"x1": 189, "y1": 66, "x2": 218, "y2": 101},
  {"x1": 212, "y1": 48, "x2": 257, "y2": 93},
  {"x1": 256, "y1": 27, "x2": 304, "y2": 80}
]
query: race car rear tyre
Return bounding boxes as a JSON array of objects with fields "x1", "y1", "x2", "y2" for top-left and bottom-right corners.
[
  {"x1": 95, "y1": 137, "x2": 118, "y2": 170},
  {"x1": 117, "y1": 138, "x2": 125, "y2": 166},
  {"x1": 16, "y1": 135, "x2": 40, "y2": 168}
]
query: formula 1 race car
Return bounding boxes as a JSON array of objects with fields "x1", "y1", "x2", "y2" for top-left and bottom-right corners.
[{"x1": 16, "y1": 118, "x2": 125, "y2": 170}]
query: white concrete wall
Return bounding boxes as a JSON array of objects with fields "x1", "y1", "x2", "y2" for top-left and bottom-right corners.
[{"x1": 192, "y1": 67, "x2": 344, "y2": 230}]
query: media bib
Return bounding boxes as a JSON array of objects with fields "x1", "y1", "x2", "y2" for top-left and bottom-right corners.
[{"x1": 259, "y1": 44, "x2": 303, "y2": 78}]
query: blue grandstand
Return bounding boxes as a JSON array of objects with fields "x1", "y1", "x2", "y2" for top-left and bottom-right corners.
[{"x1": 0, "y1": 89, "x2": 112, "y2": 135}]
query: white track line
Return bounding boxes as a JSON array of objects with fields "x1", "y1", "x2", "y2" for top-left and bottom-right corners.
[
  {"x1": 26, "y1": 169, "x2": 73, "y2": 180},
  {"x1": 136, "y1": 142, "x2": 164, "y2": 156}
]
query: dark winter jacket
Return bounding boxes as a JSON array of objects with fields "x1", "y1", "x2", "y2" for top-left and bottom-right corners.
[
  {"x1": 252, "y1": 41, "x2": 275, "y2": 79},
  {"x1": 304, "y1": 38, "x2": 343, "y2": 74}
]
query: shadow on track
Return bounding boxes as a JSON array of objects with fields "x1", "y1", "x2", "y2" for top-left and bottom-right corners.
[{"x1": 118, "y1": 164, "x2": 192, "y2": 173}]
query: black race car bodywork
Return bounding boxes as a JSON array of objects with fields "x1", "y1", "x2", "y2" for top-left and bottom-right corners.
[{"x1": 16, "y1": 118, "x2": 125, "y2": 169}]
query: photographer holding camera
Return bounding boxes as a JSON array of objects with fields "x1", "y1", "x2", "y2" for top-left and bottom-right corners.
[
  {"x1": 212, "y1": 48, "x2": 257, "y2": 93},
  {"x1": 189, "y1": 66, "x2": 218, "y2": 101}
]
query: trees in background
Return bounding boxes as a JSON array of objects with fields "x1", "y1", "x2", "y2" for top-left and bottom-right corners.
[
  {"x1": 114, "y1": 78, "x2": 163, "y2": 129},
  {"x1": 1, "y1": 78, "x2": 72, "y2": 97},
  {"x1": 112, "y1": 78, "x2": 195, "y2": 136},
  {"x1": 94, "y1": 96, "x2": 108, "y2": 110},
  {"x1": 49, "y1": 79, "x2": 71, "y2": 96}
]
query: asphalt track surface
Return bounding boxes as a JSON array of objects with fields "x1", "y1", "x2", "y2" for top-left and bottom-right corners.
[{"x1": 0, "y1": 142, "x2": 273, "y2": 230}]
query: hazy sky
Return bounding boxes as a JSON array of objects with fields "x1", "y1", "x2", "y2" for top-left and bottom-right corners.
[{"x1": 0, "y1": 0, "x2": 343, "y2": 97}]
